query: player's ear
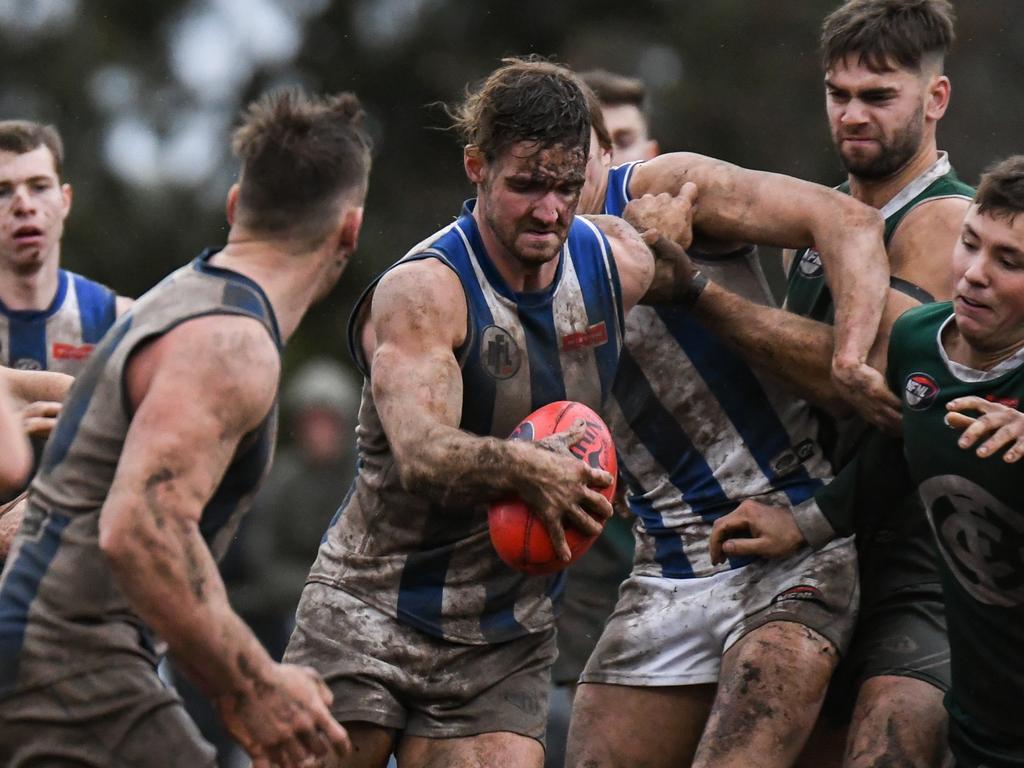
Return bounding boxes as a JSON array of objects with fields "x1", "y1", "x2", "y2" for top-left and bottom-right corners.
[
  {"x1": 337, "y1": 205, "x2": 364, "y2": 254},
  {"x1": 225, "y1": 184, "x2": 240, "y2": 225},
  {"x1": 60, "y1": 182, "x2": 72, "y2": 220},
  {"x1": 464, "y1": 145, "x2": 486, "y2": 185},
  {"x1": 926, "y1": 74, "x2": 951, "y2": 121}
]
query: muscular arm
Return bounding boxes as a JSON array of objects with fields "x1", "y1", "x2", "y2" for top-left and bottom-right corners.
[
  {"x1": 632, "y1": 153, "x2": 889, "y2": 371},
  {"x1": 99, "y1": 316, "x2": 280, "y2": 700},
  {"x1": 367, "y1": 259, "x2": 611, "y2": 558}
]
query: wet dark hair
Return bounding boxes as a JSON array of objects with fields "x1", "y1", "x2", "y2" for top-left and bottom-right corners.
[
  {"x1": 975, "y1": 156, "x2": 1024, "y2": 223},
  {"x1": 821, "y1": 0, "x2": 955, "y2": 73},
  {"x1": 0, "y1": 120, "x2": 64, "y2": 176},
  {"x1": 232, "y1": 87, "x2": 372, "y2": 242},
  {"x1": 450, "y1": 56, "x2": 591, "y2": 161}
]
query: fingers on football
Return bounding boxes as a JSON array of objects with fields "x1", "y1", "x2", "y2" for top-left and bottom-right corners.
[
  {"x1": 539, "y1": 513, "x2": 571, "y2": 561},
  {"x1": 579, "y1": 486, "x2": 612, "y2": 525}
]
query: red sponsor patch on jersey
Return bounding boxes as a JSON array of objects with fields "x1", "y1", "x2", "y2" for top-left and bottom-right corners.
[
  {"x1": 52, "y1": 342, "x2": 95, "y2": 361},
  {"x1": 984, "y1": 394, "x2": 1021, "y2": 410},
  {"x1": 561, "y1": 322, "x2": 608, "y2": 352}
]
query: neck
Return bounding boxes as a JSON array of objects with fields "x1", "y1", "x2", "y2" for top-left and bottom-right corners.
[
  {"x1": 471, "y1": 206, "x2": 560, "y2": 294},
  {"x1": 0, "y1": 252, "x2": 60, "y2": 311},
  {"x1": 211, "y1": 235, "x2": 332, "y2": 342},
  {"x1": 944, "y1": 320, "x2": 1024, "y2": 372},
  {"x1": 847, "y1": 138, "x2": 940, "y2": 209}
]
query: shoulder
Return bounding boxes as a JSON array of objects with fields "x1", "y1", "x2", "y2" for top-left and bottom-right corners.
[
  {"x1": 128, "y1": 313, "x2": 280, "y2": 425},
  {"x1": 370, "y1": 257, "x2": 467, "y2": 348},
  {"x1": 891, "y1": 301, "x2": 952, "y2": 347}
]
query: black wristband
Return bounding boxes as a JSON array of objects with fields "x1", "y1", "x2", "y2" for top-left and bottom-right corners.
[{"x1": 679, "y1": 270, "x2": 709, "y2": 309}]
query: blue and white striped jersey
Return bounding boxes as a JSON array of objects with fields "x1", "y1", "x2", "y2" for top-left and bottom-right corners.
[
  {"x1": 309, "y1": 203, "x2": 625, "y2": 644},
  {"x1": 0, "y1": 269, "x2": 117, "y2": 375},
  {"x1": 604, "y1": 162, "x2": 833, "y2": 578}
]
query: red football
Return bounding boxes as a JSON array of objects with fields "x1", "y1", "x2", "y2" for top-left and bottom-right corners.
[{"x1": 488, "y1": 400, "x2": 617, "y2": 575}]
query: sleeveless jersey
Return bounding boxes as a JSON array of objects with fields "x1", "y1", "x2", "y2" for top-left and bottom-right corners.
[
  {"x1": 887, "y1": 303, "x2": 1024, "y2": 767},
  {"x1": 0, "y1": 268, "x2": 118, "y2": 375},
  {"x1": 786, "y1": 152, "x2": 974, "y2": 327},
  {"x1": 604, "y1": 162, "x2": 833, "y2": 578},
  {"x1": 0, "y1": 250, "x2": 281, "y2": 698},
  {"x1": 309, "y1": 204, "x2": 624, "y2": 645}
]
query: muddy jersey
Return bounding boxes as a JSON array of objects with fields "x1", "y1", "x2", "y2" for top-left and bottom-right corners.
[
  {"x1": 309, "y1": 203, "x2": 624, "y2": 645},
  {"x1": 0, "y1": 268, "x2": 118, "y2": 375},
  {"x1": 0, "y1": 250, "x2": 280, "y2": 697},
  {"x1": 603, "y1": 162, "x2": 833, "y2": 578},
  {"x1": 886, "y1": 303, "x2": 1024, "y2": 767}
]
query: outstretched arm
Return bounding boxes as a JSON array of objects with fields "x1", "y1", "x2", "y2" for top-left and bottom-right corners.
[
  {"x1": 631, "y1": 153, "x2": 889, "y2": 372},
  {"x1": 368, "y1": 259, "x2": 613, "y2": 560},
  {"x1": 99, "y1": 315, "x2": 349, "y2": 768}
]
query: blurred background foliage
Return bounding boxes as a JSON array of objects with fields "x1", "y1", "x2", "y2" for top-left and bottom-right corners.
[{"x1": 2, "y1": 0, "x2": 1022, "y2": 375}]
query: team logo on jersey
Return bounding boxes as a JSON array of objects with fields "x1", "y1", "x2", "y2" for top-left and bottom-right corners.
[
  {"x1": 904, "y1": 373, "x2": 939, "y2": 410},
  {"x1": 13, "y1": 357, "x2": 42, "y2": 371},
  {"x1": 919, "y1": 475, "x2": 1024, "y2": 607},
  {"x1": 797, "y1": 250, "x2": 824, "y2": 278},
  {"x1": 481, "y1": 324, "x2": 521, "y2": 380},
  {"x1": 562, "y1": 322, "x2": 608, "y2": 352},
  {"x1": 52, "y1": 342, "x2": 94, "y2": 361},
  {"x1": 772, "y1": 585, "x2": 825, "y2": 605}
]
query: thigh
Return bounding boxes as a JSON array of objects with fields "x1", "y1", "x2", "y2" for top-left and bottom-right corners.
[
  {"x1": 285, "y1": 582, "x2": 408, "y2": 730},
  {"x1": 843, "y1": 675, "x2": 948, "y2": 768},
  {"x1": 405, "y1": 626, "x2": 556, "y2": 743},
  {"x1": 398, "y1": 731, "x2": 543, "y2": 768},
  {"x1": 566, "y1": 682, "x2": 715, "y2": 768},
  {"x1": 693, "y1": 620, "x2": 838, "y2": 768},
  {"x1": 824, "y1": 583, "x2": 950, "y2": 725}
]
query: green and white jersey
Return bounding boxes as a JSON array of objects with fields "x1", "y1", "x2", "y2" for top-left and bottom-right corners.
[
  {"x1": 888, "y1": 302, "x2": 1024, "y2": 767},
  {"x1": 786, "y1": 152, "x2": 974, "y2": 328}
]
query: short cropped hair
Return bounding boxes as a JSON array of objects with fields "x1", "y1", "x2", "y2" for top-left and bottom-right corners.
[
  {"x1": 975, "y1": 156, "x2": 1024, "y2": 223},
  {"x1": 451, "y1": 56, "x2": 591, "y2": 161},
  {"x1": 580, "y1": 69, "x2": 648, "y2": 112},
  {"x1": 231, "y1": 87, "x2": 372, "y2": 243},
  {"x1": 0, "y1": 120, "x2": 64, "y2": 176},
  {"x1": 821, "y1": 0, "x2": 956, "y2": 73}
]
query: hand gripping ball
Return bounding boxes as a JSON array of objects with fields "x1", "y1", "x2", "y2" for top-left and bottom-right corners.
[{"x1": 488, "y1": 400, "x2": 617, "y2": 575}]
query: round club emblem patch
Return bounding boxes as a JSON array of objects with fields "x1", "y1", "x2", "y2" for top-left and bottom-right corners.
[
  {"x1": 480, "y1": 324, "x2": 521, "y2": 380},
  {"x1": 919, "y1": 475, "x2": 1024, "y2": 607},
  {"x1": 798, "y1": 250, "x2": 824, "y2": 278},
  {"x1": 904, "y1": 372, "x2": 939, "y2": 410}
]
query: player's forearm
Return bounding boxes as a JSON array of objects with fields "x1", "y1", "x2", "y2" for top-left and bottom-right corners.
[
  {"x1": 394, "y1": 425, "x2": 544, "y2": 507},
  {"x1": 692, "y1": 283, "x2": 851, "y2": 414},
  {"x1": 101, "y1": 496, "x2": 274, "y2": 700},
  {"x1": 0, "y1": 389, "x2": 31, "y2": 493},
  {"x1": 812, "y1": 204, "x2": 888, "y2": 368}
]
